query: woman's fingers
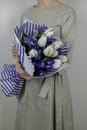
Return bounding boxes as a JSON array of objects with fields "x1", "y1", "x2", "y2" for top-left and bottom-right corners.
[
  {"x1": 16, "y1": 59, "x2": 24, "y2": 75},
  {"x1": 12, "y1": 45, "x2": 19, "y2": 58},
  {"x1": 12, "y1": 45, "x2": 17, "y2": 52},
  {"x1": 12, "y1": 46, "x2": 18, "y2": 54}
]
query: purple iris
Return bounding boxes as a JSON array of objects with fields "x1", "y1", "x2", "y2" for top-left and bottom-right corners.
[
  {"x1": 38, "y1": 60, "x2": 45, "y2": 68},
  {"x1": 33, "y1": 50, "x2": 42, "y2": 61},
  {"x1": 50, "y1": 37, "x2": 57, "y2": 42},
  {"x1": 38, "y1": 25, "x2": 48, "y2": 33},
  {"x1": 36, "y1": 70, "x2": 44, "y2": 76},
  {"x1": 45, "y1": 64, "x2": 53, "y2": 70},
  {"x1": 32, "y1": 61, "x2": 37, "y2": 66},
  {"x1": 37, "y1": 50, "x2": 42, "y2": 57},
  {"x1": 45, "y1": 59, "x2": 54, "y2": 65},
  {"x1": 27, "y1": 38, "x2": 38, "y2": 48},
  {"x1": 46, "y1": 37, "x2": 57, "y2": 47},
  {"x1": 38, "y1": 70, "x2": 44, "y2": 76},
  {"x1": 33, "y1": 58, "x2": 55, "y2": 75}
]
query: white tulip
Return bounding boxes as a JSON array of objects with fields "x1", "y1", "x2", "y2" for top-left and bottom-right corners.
[
  {"x1": 60, "y1": 55, "x2": 68, "y2": 63},
  {"x1": 52, "y1": 50, "x2": 58, "y2": 57},
  {"x1": 52, "y1": 41, "x2": 63, "y2": 49},
  {"x1": 29, "y1": 49, "x2": 38, "y2": 57},
  {"x1": 44, "y1": 28, "x2": 55, "y2": 37},
  {"x1": 38, "y1": 35, "x2": 47, "y2": 47},
  {"x1": 53, "y1": 59, "x2": 62, "y2": 69},
  {"x1": 43, "y1": 45, "x2": 54, "y2": 57}
]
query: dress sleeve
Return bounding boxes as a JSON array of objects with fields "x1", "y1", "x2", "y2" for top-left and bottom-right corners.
[{"x1": 60, "y1": 9, "x2": 77, "y2": 65}]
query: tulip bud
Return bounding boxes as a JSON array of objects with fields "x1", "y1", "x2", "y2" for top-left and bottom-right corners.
[
  {"x1": 60, "y1": 55, "x2": 68, "y2": 63},
  {"x1": 29, "y1": 49, "x2": 38, "y2": 57},
  {"x1": 43, "y1": 45, "x2": 54, "y2": 57},
  {"x1": 38, "y1": 35, "x2": 47, "y2": 47},
  {"x1": 52, "y1": 41, "x2": 63, "y2": 49},
  {"x1": 53, "y1": 59, "x2": 62, "y2": 69},
  {"x1": 52, "y1": 50, "x2": 58, "y2": 57}
]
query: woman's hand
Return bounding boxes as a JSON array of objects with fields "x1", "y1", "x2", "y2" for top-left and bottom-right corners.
[
  {"x1": 16, "y1": 58, "x2": 36, "y2": 81},
  {"x1": 12, "y1": 45, "x2": 19, "y2": 58},
  {"x1": 12, "y1": 45, "x2": 36, "y2": 80}
]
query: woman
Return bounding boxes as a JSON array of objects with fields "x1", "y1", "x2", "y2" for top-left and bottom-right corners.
[{"x1": 12, "y1": 0, "x2": 76, "y2": 130}]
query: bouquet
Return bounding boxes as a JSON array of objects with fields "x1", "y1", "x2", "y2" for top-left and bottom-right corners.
[
  {"x1": 14, "y1": 20, "x2": 69, "y2": 78},
  {"x1": 0, "y1": 19, "x2": 69, "y2": 99}
]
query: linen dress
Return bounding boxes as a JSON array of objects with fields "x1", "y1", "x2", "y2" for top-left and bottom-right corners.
[{"x1": 14, "y1": 3, "x2": 76, "y2": 130}]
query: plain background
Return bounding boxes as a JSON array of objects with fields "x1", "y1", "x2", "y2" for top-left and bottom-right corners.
[{"x1": 0, "y1": 0, "x2": 87, "y2": 130}]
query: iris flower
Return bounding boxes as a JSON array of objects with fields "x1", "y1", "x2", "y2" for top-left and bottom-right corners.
[{"x1": 27, "y1": 38, "x2": 38, "y2": 48}]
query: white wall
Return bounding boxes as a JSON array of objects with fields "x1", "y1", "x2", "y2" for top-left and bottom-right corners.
[
  {"x1": 63, "y1": 0, "x2": 87, "y2": 130},
  {"x1": 0, "y1": 0, "x2": 87, "y2": 130}
]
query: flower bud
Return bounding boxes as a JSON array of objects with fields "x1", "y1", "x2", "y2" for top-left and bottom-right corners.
[
  {"x1": 29, "y1": 49, "x2": 38, "y2": 57},
  {"x1": 53, "y1": 59, "x2": 62, "y2": 69},
  {"x1": 60, "y1": 55, "x2": 68, "y2": 63},
  {"x1": 43, "y1": 45, "x2": 54, "y2": 57},
  {"x1": 52, "y1": 41, "x2": 63, "y2": 49},
  {"x1": 52, "y1": 50, "x2": 58, "y2": 57},
  {"x1": 38, "y1": 35, "x2": 47, "y2": 47}
]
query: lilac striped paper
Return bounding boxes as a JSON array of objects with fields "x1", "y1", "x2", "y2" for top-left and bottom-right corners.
[
  {"x1": 61, "y1": 42, "x2": 69, "y2": 55},
  {"x1": 0, "y1": 64, "x2": 24, "y2": 99}
]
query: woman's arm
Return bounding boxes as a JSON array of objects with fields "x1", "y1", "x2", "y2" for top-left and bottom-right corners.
[{"x1": 60, "y1": 8, "x2": 77, "y2": 65}]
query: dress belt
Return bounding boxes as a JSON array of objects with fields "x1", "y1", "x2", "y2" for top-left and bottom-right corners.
[
  {"x1": 39, "y1": 63, "x2": 70, "y2": 98},
  {"x1": 39, "y1": 72, "x2": 62, "y2": 99}
]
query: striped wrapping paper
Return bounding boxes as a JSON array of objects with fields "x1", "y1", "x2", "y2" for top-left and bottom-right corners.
[
  {"x1": 0, "y1": 20, "x2": 69, "y2": 98},
  {"x1": 0, "y1": 64, "x2": 25, "y2": 99}
]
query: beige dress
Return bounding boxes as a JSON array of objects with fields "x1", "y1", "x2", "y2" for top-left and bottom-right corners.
[{"x1": 14, "y1": 3, "x2": 76, "y2": 130}]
